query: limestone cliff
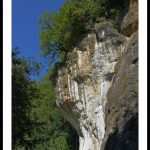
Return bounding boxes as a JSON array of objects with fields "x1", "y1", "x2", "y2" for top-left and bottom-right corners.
[{"x1": 53, "y1": 1, "x2": 138, "y2": 149}]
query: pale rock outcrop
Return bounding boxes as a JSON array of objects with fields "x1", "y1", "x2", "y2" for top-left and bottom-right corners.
[
  {"x1": 53, "y1": 1, "x2": 138, "y2": 148},
  {"x1": 53, "y1": 22, "x2": 137, "y2": 150}
]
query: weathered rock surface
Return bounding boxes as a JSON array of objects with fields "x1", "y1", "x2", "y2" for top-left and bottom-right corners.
[
  {"x1": 53, "y1": 2, "x2": 138, "y2": 148},
  {"x1": 121, "y1": 0, "x2": 138, "y2": 36},
  {"x1": 101, "y1": 31, "x2": 138, "y2": 150}
]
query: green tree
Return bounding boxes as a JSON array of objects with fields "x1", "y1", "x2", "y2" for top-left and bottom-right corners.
[
  {"x1": 12, "y1": 48, "x2": 40, "y2": 150},
  {"x1": 39, "y1": 0, "x2": 127, "y2": 63},
  {"x1": 29, "y1": 66, "x2": 79, "y2": 150},
  {"x1": 38, "y1": 0, "x2": 101, "y2": 61},
  {"x1": 12, "y1": 49, "x2": 79, "y2": 149}
]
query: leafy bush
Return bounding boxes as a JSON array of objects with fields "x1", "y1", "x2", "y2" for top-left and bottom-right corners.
[
  {"x1": 39, "y1": 0, "x2": 129, "y2": 63},
  {"x1": 39, "y1": 0, "x2": 101, "y2": 61}
]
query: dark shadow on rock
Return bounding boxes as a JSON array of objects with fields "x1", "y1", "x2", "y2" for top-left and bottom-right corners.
[{"x1": 104, "y1": 114, "x2": 138, "y2": 150}]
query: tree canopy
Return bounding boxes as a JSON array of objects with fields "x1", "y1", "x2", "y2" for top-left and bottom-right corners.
[
  {"x1": 39, "y1": 0, "x2": 129, "y2": 62},
  {"x1": 39, "y1": 0, "x2": 101, "y2": 59},
  {"x1": 12, "y1": 49, "x2": 78, "y2": 150},
  {"x1": 12, "y1": 48, "x2": 40, "y2": 149}
]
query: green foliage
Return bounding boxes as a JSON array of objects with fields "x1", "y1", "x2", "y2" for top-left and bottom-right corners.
[
  {"x1": 39, "y1": 0, "x2": 101, "y2": 59},
  {"x1": 39, "y1": 0, "x2": 129, "y2": 63},
  {"x1": 39, "y1": 2, "x2": 74, "y2": 58},
  {"x1": 12, "y1": 50, "x2": 79, "y2": 149},
  {"x1": 12, "y1": 48, "x2": 40, "y2": 149},
  {"x1": 28, "y1": 66, "x2": 79, "y2": 150}
]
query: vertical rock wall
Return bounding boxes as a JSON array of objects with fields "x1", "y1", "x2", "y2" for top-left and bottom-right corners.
[
  {"x1": 54, "y1": 1, "x2": 138, "y2": 149},
  {"x1": 54, "y1": 22, "x2": 132, "y2": 149}
]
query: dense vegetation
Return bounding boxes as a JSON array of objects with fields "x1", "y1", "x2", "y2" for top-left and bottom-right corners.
[
  {"x1": 29, "y1": 67, "x2": 78, "y2": 150},
  {"x1": 39, "y1": 0, "x2": 129, "y2": 62},
  {"x1": 12, "y1": 49, "x2": 40, "y2": 149},
  {"x1": 12, "y1": 50, "x2": 78, "y2": 150}
]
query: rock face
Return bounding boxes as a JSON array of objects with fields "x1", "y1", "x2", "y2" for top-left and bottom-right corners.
[
  {"x1": 121, "y1": 0, "x2": 138, "y2": 36},
  {"x1": 54, "y1": 19, "x2": 138, "y2": 149},
  {"x1": 101, "y1": 31, "x2": 138, "y2": 150}
]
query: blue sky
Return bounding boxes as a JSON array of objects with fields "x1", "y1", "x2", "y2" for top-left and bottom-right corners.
[{"x1": 12, "y1": 0, "x2": 65, "y2": 80}]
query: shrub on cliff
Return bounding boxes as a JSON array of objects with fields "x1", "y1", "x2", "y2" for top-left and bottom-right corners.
[
  {"x1": 39, "y1": 0, "x2": 129, "y2": 62},
  {"x1": 39, "y1": 0, "x2": 101, "y2": 61}
]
